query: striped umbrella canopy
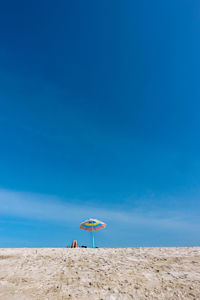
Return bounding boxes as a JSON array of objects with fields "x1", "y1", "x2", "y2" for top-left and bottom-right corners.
[{"x1": 80, "y1": 218, "x2": 106, "y2": 247}]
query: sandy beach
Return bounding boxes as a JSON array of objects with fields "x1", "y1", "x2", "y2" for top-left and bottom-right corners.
[{"x1": 0, "y1": 247, "x2": 199, "y2": 299}]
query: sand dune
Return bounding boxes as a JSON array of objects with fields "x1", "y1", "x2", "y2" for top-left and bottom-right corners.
[{"x1": 0, "y1": 247, "x2": 199, "y2": 299}]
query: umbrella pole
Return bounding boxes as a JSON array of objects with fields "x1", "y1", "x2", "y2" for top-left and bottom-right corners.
[{"x1": 92, "y1": 226, "x2": 95, "y2": 248}]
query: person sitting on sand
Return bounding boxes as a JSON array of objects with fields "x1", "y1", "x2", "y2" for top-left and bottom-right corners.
[{"x1": 71, "y1": 240, "x2": 78, "y2": 248}]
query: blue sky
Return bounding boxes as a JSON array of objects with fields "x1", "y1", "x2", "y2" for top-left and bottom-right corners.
[{"x1": 0, "y1": 0, "x2": 200, "y2": 247}]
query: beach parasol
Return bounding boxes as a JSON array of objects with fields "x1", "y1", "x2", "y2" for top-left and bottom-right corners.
[{"x1": 80, "y1": 218, "x2": 106, "y2": 248}]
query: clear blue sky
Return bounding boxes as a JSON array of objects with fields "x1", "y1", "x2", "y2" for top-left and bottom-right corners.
[{"x1": 0, "y1": 0, "x2": 200, "y2": 247}]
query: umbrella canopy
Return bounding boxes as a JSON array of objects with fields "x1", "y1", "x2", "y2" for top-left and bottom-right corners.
[
  {"x1": 80, "y1": 218, "x2": 106, "y2": 247},
  {"x1": 80, "y1": 218, "x2": 106, "y2": 231}
]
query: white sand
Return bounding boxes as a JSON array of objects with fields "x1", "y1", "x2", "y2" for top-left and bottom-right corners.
[{"x1": 0, "y1": 247, "x2": 199, "y2": 299}]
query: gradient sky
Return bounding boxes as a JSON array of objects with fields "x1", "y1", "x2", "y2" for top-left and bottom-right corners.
[{"x1": 0, "y1": 0, "x2": 200, "y2": 247}]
